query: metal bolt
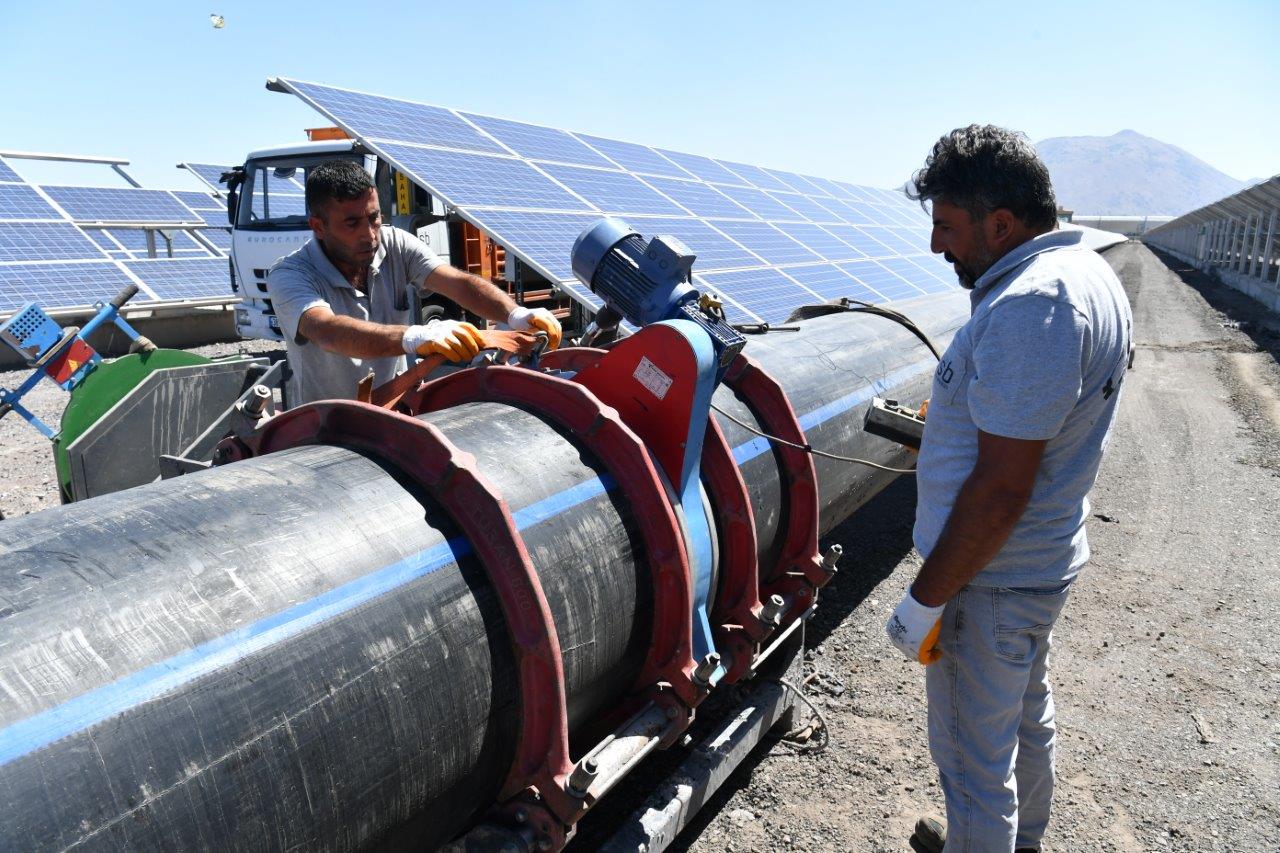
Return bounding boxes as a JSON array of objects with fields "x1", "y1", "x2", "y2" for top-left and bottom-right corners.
[
  {"x1": 693, "y1": 652, "x2": 721, "y2": 686},
  {"x1": 822, "y1": 544, "x2": 843, "y2": 573},
  {"x1": 243, "y1": 384, "x2": 271, "y2": 417},
  {"x1": 567, "y1": 757, "x2": 598, "y2": 796},
  {"x1": 537, "y1": 837, "x2": 554, "y2": 851},
  {"x1": 761, "y1": 594, "x2": 786, "y2": 625},
  {"x1": 513, "y1": 807, "x2": 528, "y2": 824},
  {"x1": 665, "y1": 705, "x2": 679, "y2": 720}
]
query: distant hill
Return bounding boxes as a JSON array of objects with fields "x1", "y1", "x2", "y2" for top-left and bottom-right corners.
[{"x1": 1036, "y1": 130, "x2": 1247, "y2": 216}]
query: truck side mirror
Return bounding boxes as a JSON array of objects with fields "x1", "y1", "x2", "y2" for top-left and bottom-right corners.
[{"x1": 222, "y1": 167, "x2": 246, "y2": 226}]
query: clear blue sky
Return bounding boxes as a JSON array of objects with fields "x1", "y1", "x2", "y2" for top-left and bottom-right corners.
[{"x1": 1, "y1": 1, "x2": 1275, "y2": 192}]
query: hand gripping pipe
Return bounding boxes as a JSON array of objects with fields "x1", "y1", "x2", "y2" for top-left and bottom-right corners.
[{"x1": 0, "y1": 291, "x2": 967, "y2": 852}]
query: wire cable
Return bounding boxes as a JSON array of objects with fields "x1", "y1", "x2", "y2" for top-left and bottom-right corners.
[
  {"x1": 774, "y1": 677, "x2": 830, "y2": 755},
  {"x1": 833, "y1": 299, "x2": 942, "y2": 361},
  {"x1": 711, "y1": 402, "x2": 918, "y2": 474}
]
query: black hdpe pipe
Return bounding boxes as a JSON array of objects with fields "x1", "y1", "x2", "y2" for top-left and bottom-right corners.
[{"x1": 0, "y1": 292, "x2": 966, "y2": 851}]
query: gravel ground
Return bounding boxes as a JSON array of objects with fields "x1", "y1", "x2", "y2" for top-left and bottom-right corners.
[
  {"x1": 673, "y1": 243, "x2": 1280, "y2": 852},
  {"x1": 1, "y1": 245, "x2": 1276, "y2": 850}
]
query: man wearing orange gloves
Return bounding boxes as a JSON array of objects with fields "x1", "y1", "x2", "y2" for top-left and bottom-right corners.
[
  {"x1": 886, "y1": 126, "x2": 1132, "y2": 852},
  {"x1": 268, "y1": 159, "x2": 561, "y2": 406}
]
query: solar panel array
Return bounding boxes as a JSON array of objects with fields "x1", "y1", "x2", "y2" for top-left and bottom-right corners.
[
  {"x1": 0, "y1": 155, "x2": 233, "y2": 312},
  {"x1": 277, "y1": 78, "x2": 958, "y2": 323},
  {"x1": 178, "y1": 163, "x2": 232, "y2": 195}
]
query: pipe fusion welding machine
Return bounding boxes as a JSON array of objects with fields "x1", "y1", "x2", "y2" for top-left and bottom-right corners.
[
  {"x1": 571, "y1": 217, "x2": 747, "y2": 678},
  {"x1": 212, "y1": 216, "x2": 835, "y2": 851}
]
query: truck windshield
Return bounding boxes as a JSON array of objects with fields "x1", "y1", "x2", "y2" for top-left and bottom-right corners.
[{"x1": 236, "y1": 157, "x2": 326, "y2": 229}]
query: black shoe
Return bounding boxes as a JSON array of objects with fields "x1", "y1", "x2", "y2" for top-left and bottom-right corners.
[{"x1": 911, "y1": 815, "x2": 946, "y2": 853}]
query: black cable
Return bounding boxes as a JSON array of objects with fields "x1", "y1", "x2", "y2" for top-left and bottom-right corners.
[
  {"x1": 711, "y1": 402, "x2": 917, "y2": 474},
  {"x1": 835, "y1": 299, "x2": 943, "y2": 361}
]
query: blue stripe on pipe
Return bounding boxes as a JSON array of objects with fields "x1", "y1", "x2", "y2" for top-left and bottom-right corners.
[
  {"x1": 730, "y1": 357, "x2": 935, "y2": 465},
  {"x1": 0, "y1": 354, "x2": 933, "y2": 767},
  {"x1": 0, "y1": 472, "x2": 616, "y2": 767}
]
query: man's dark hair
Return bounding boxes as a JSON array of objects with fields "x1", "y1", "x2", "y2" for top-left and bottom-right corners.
[
  {"x1": 907, "y1": 125, "x2": 1058, "y2": 231},
  {"x1": 305, "y1": 159, "x2": 375, "y2": 218}
]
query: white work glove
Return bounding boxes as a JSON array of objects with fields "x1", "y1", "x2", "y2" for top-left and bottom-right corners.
[
  {"x1": 885, "y1": 589, "x2": 945, "y2": 665},
  {"x1": 401, "y1": 319, "x2": 484, "y2": 362},
  {"x1": 506, "y1": 306, "x2": 562, "y2": 350}
]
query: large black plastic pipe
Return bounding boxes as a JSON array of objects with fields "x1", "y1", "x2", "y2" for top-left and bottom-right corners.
[{"x1": 0, "y1": 292, "x2": 966, "y2": 851}]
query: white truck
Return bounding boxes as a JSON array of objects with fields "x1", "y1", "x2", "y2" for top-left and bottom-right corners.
[{"x1": 224, "y1": 137, "x2": 564, "y2": 342}]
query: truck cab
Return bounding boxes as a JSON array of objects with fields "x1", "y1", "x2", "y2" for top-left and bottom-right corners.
[{"x1": 226, "y1": 137, "x2": 566, "y2": 342}]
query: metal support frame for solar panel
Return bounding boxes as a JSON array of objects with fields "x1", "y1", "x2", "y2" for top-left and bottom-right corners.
[{"x1": 267, "y1": 77, "x2": 958, "y2": 325}]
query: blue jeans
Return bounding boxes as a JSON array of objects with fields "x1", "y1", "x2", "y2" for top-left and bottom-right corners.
[{"x1": 925, "y1": 582, "x2": 1072, "y2": 852}]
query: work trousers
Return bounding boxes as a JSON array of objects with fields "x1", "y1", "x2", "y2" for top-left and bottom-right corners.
[{"x1": 925, "y1": 582, "x2": 1072, "y2": 852}]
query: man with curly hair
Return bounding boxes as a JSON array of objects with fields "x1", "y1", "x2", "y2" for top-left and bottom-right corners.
[{"x1": 884, "y1": 125, "x2": 1132, "y2": 852}]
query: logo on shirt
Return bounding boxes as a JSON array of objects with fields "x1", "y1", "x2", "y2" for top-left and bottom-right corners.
[{"x1": 935, "y1": 358, "x2": 955, "y2": 387}]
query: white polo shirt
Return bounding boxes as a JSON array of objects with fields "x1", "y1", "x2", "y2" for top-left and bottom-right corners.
[{"x1": 267, "y1": 226, "x2": 445, "y2": 405}]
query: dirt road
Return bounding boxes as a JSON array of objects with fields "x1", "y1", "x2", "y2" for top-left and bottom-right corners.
[{"x1": 679, "y1": 242, "x2": 1280, "y2": 852}]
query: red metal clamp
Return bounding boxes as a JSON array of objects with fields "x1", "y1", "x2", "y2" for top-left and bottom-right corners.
[
  {"x1": 546, "y1": 347, "x2": 770, "y2": 685},
  {"x1": 239, "y1": 401, "x2": 585, "y2": 836},
  {"x1": 722, "y1": 353, "x2": 829, "y2": 624},
  {"x1": 402, "y1": 364, "x2": 707, "y2": 714}
]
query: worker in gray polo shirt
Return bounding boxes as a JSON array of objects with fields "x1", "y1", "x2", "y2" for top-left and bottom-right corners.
[
  {"x1": 267, "y1": 159, "x2": 561, "y2": 405},
  {"x1": 884, "y1": 126, "x2": 1132, "y2": 852}
]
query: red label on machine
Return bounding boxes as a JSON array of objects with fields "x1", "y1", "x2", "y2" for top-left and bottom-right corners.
[{"x1": 44, "y1": 338, "x2": 96, "y2": 387}]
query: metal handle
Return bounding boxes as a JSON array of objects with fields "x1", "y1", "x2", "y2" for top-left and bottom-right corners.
[{"x1": 110, "y1": 283, "x2": 140, "y2": 310}]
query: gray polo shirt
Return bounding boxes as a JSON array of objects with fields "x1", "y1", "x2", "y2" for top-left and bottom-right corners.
[
  {"x1": 914, "y1": 229, "x2": 1133, "y2": 586},
  {"x1": 267, "y1": 226, "x2": 445, "y2": 405}
]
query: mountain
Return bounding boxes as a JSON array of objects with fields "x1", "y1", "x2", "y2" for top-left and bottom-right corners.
[{"x1": 1035, "y1": 130, "x2": 1248, "y2": 216}]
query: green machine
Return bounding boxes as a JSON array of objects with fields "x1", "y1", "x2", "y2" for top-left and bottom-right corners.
[{"x1": 1, "y1": 284, "x2": 282, "y2": 504}]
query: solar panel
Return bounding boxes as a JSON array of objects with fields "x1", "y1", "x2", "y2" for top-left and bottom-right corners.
[
  {"x1": 636, "y1": 218, "x2": 762, "y2": 271},
  {"x1": 124, "y1": 257, "x2": 231, "y2": 300},
  {"x1": 840, "y1": 259, "x2": 924, "y2": 301},
  {"x1": 272, "y1": 77, "x2": 957, "y2": 320},
  {"x1": 288, "y1": 81, "x2": 505, "y2": 154},
  {"x1": 538, "y1": 164, "x2": 685, "y2": 215},
  {"x1": 639, "y1": 176, "x2": 752, "y2": 219},
  {"x1": 864, "y1": 226, "x2": 925, "y2": 255},
  {"x1": 782, "y1": 263, "x2": 884, "y2": 303},
  {"x1": 767, "y1": 192, "x2": 840, "y2": 223},
  {"x1": 0, "y1": 261, "x2": 145, "y2": 313},
  {"x1": 772, "y1": 222, "x2": 864, "y2": 262},
  {"x1": 454, "y1": 210, "x2": 599, "y2": 298},
  {"x1": 573, "y1": 135, "x2": 690, "y2": 178},
  {"x1": 43, "y1": 186, "x2": 202, "y2": 225},
  {"x1": 714, "y1": 185, "x2": 807, "y2": 221},
  {"x1": 709, "y1": 220, "x2": 821, "y2": 265},
  {"x1": 764, "y1": 170, "x2": 826, "y2": 196},
  {"x1": 377, "y1": 142, "x2": 586, "y2": 211},
  {"x1": 180, "y1": 163, "x2": 232, "y2": 194},
  {"x1": 0, "y1": 185, "x2": 62, "y2": 221},
  {"x1": 460, "y1": 113, "x2": 614, "y2": 168},
  {"x1": 714, "y1": 162, "x2": 793, "y2": 193},
  {"x1": 698, "y1": 268, "x2": 816, "y2": 324},
  {"x1": 195, "y1": 228, "x2": 232, "y2": 252},
  {"x1": 172, "y1": 190, "x2": 223, "y2": 211},
  {"x1": 655, "y1": 150, "x2": 749, "y2": 186},
  {"x1": 0, "y1": 222, "x2": 108, "y2": 262},
  {"x1": 0, "y1": 157, "x2": 22, "y2": 184}
]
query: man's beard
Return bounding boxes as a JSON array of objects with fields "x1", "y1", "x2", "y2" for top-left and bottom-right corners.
[{"x1": 945, "y1": 238, "x2": 998, "y2": 290}]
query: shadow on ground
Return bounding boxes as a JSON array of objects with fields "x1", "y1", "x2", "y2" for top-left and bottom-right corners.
[{"x1": 1148, "y1": 247, "x2": 1280, "y2": 362}]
